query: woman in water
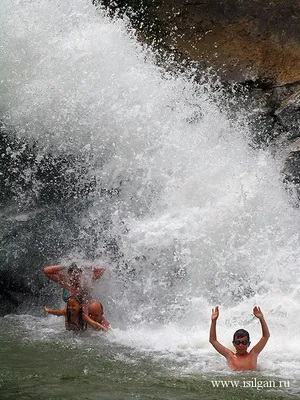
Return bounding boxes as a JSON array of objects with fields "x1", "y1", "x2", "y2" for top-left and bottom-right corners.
[{"x1": 44, "y1": 295, "x2": 108, "y2": 332}]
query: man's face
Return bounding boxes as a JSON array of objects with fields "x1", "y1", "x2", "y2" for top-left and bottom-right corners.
[
  {"x1": 89, "y1": 310, "x2": 102, "y2": 321},
  {"x1": 69, "y1": 270, "x2": 82, "y2": 285},
  {"x1": 88, "y1": 304, "x2": 103, "y2": 322},
  {"x1": 232, "y1": 336, "x2": 250, "y2": 354}
]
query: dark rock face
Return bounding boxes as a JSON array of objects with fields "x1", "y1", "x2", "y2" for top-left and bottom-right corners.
[
  {"x1": 97, "y1": 0, "x2": 300, "y2": 191},
  {"x1": 102, "y1": 0, "x2": 300, "y2": 86},
  {"x1": 0, "y1": 122, "x2": 96, "y2": 209},
  {"x1": 156, "y1": 0, "x2": 300, "y2": 85},
  {"x1": 284, "y1": 150, "x2": 300, "y2": 185},
  {"x1": 0, "y1": 123, "x2": 124, "y2": 315},
  {"x1": 0, "y1": 123, "x2": 96, "y2": 315},
  {"x1": 274, "y1": 88, "x2": 300, "y2": 141}
]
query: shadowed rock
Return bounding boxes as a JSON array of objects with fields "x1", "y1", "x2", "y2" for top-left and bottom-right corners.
[{"x1": 99, "y1": 0, "x2": 300, "y2": 86}]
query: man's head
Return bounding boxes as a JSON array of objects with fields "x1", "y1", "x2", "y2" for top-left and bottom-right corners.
[
  {"x1": 232, "y1": 329, "x2": 250, "y2": 354},
  {"x1": 88, "y1": 301, "x2": 104, "y2": 322},
  {"x1": 67, "y1": 263, "x2": 82, "y2": 284},
  {"x1": 67, "y1": 262, "x2": 81, "y2": 274}
]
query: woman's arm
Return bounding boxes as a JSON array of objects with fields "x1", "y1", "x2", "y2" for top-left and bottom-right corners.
[
  {"x1": 44, "y1": 306, "x2": 66, "y2": 316},
  {"x1": 83, "y1": 313, "x2": 108, "y2": 331}
]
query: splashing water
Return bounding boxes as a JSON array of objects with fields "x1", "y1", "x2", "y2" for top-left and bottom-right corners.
[{"x1": 1, "y1": 0, "x2": 300, "y2": 385}]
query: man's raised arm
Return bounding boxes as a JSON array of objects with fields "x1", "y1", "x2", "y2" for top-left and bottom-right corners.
[
  {"x1": 91, "y1": 265, "x2": 106, "y2": 281},
  {"x1": 43, "y1": 265, "x2": 65, "y2": 284},
  {"x1": 251, "y1": 306, "x2": 270, "y2": 355},
  {"x1": 209, "y1": 306, "x2": 232, "y2": 358}
]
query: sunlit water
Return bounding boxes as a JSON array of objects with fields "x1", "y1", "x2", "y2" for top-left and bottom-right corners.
[{"x1": 1, "y1": 0, "x2": 300, "y2": 398}]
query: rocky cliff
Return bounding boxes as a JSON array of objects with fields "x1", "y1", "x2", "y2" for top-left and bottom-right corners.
[
  {"x1": 99, "y1": 0, "x2": 300, "y2": 86},
  {"x1": 97, "y1": 0, "x2": 300, "y2": 192}
]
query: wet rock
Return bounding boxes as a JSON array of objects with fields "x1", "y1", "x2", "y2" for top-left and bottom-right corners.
[
  {"x1": 0, "y1": 122, "x2": 97, "y2": 209},
  {"x1": 99, "y1": 0, "x2": 300, "y2": 86},
  {"x1": 97, "y1": 0, "x2": 300, "y2": 162},
  {"x1": 282, "y1": 147, "x2": 300, "y2": 199},
  {"x1": 97, "y1": 2, "x2": 300, "y2": 104},
  {"x1": 274, "y1": 88, "x2": 300, "y2": 142},
  {"x1": 0, "y1": 123, "x2": 121, "y2": 315}
]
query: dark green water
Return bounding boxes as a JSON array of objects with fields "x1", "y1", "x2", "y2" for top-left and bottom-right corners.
[{"x1": 0, "y1": 317, "x2": 297, "y2": 400}]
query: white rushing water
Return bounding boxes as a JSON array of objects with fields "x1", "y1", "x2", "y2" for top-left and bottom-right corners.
[{"x1": 1, "y1": 0, "x2": 300, "y2": 386}]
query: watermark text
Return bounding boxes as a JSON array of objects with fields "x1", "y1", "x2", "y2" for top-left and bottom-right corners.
[{"x1": 211, "y1": 378, "x2": 290, "y2": 391}]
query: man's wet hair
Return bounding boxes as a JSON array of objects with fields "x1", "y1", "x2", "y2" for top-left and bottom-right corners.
[
  {"x1": 233, "y1": 329, "x2": 250, "y2": 342},
  {"x1": 67, "y1": 263, "x2": 82, "y2": 274}
]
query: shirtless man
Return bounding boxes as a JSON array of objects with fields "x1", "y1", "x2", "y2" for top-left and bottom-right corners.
[
  {"x1": 43, "y1": 262, "x2": 105, "y2": 307},
  {"x1": 209, "y1": 306, "x2": 270, "y2": 371},
  {"x1": 88, "y1": 301, "x2": 111, "y2": 330}
]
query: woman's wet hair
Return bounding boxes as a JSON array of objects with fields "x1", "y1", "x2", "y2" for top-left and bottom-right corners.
[
  {"x1": 67, "y1": 295, "x2": 83, "y2": 304},
  {"x1": 233, "y1": 329, "x2": 250, "y2": 342}
]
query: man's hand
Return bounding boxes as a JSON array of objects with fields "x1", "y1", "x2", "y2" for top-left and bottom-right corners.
[
  {"x1": 253, "y1": 306, "x2": 264, "y2": 320},
  {"x1": 211, "y1": 306, "x2": 219, "y2": 321}
]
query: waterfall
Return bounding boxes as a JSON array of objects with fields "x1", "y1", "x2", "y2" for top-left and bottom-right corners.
[{"x1": 1, "y1": 0, "x2": 300, "y2": 380}]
